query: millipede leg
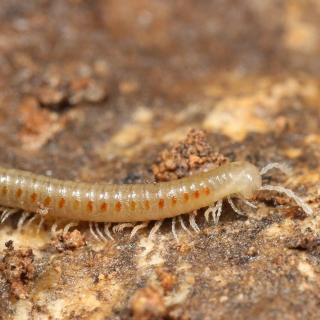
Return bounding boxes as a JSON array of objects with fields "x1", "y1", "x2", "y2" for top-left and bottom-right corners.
[
  {"x1": 25, "y1": 214, "x2": 38, "y2": 228},
  {"x1": 227, "y1": 196, "x2": 245, "y2": 216},
  {"x1": 172, "y1": 217, "x2": 178, "y2": 242},
  {"x1": 260, "y1": 162, "x2": 291, "y2": 176},
  {"x1": 178, "y1": 216, "x2": 192, "y2": 235},
  {"x1": 63, "y1": 222, "x2": 79, "y2": 236},
  {"x1": 1, "y1": 209, "x2": 18, "y2": 224},
  {"x1": 113, "y1": 223, "x2": 135, "y2": 233},
  {"x1": 204, "y1": 202, "x2": 215, "y2": 222},
  {"x1": 241, "y1": 198, "x2": 257, "y2": 209},
  {"x1": 130, "y1": 222, "x2": 148, "y2": 239},
  {"x1": 104, "y1": 223, "x2": 114, "y2": 241},
  {"x1": 189, "y1": 211, "x2": 200, "y2": 233},
  {"x1": 213, "y1": 200, "x2": 223, "y2": 224},
  {"x1": 1, "y1": 210, "x2": 10, "y2": 223},
  {"x1": 17, "y1": 212, "x2": 31, "y2": 231},
  {"x1": 36, "y1": 217, "x2": 45, "y2": 234},
  {"x1": 148, "y1": 220, "x2": 163, "y2": 240},
  {"x1": 204, "y1": 200, "x2": 223, "y2": 224},
  {"x1": 95, "y1": 223, "x2": 108, "y2": 242},
  {"x1": 51, "y1": 222, "x2": 61, "y2": 236},
  {"x1": 260, "y1": 184, "x2": 312, "y2": 215},
  {"x1": 89, "y1": 222, "x2": 100, "y2": 241}
]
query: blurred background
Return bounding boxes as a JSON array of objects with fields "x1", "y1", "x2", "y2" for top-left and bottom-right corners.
[{"x1": 0, "y1": 1, "x2": 320, "y2": 319}]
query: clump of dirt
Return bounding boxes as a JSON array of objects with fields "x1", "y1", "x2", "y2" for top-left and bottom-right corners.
[
  {"x1": 18, "y1": 96, "x2": 67, "y2": 150},
  {"x1": 0, "y1": 241, "x2": 35, "y2": 299},
  {"x1": 282, "y1": 206, "x2": 308, "y2": 220},
  {"x1": 156, "y1": 267, "x2": 177, "y2": 293},
  {"x1": 35, "y1": 75, "x2": 109, "y2": 111},
  {"x1": 253, "y1": 189, "x2": 293, "y2": 207},
  {"x1": 51, "y1": 230, "x2": 86, "y2": 252},
  {"x1": 130, "y1": 286, "x2": 167, "y2": 320},
  {"x1": 152, "y1": 128, "x2": 228, "y2": 181},
  {"x1": 21, "y1": 63, "x2": 111, "y2": 113},
  {"x1": 254, "y1": 190, "x2": 309, "y2": 220},
  {"x1": 286, "y1": 231, "x2": 320, "y2": 252}
]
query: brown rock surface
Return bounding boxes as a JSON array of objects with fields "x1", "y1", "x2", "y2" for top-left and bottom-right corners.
[
  {"x1": 0, "y1": 1, "x2": 320, "y2": 319},
  {"x1": 0, "y1": 241, "x2": 35, "y2": 299}
]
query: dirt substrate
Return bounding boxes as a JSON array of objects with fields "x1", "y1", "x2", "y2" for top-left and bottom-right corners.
[{"x1": 0, "y1": 1, "x2": 320, "y2": 319}]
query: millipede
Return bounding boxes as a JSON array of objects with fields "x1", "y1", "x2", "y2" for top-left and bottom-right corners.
[{"x1": 0, "y1": 161, "x2": 313, "y2": 242}]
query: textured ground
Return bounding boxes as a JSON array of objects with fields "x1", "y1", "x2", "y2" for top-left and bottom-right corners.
[{"x1": 0, "y1": 1, "x2": 320, "y2": 319}]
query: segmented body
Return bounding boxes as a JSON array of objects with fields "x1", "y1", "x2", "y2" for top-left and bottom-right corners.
[{"x1": 0, "y1": 162, "x2": 262, "y2": 223}]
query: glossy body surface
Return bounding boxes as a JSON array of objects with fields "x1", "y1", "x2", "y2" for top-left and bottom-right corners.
[{"x1": 0, "y1": 162, "x2": 261, "y2": 222}]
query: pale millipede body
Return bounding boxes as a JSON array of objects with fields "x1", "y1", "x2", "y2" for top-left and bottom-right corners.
[
  {"x1": 0, "y1": 161, "x2": 313, "y2": 235},
  {"x1": 0, "y1": 162, "x2": 262, "y2": 223}
]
